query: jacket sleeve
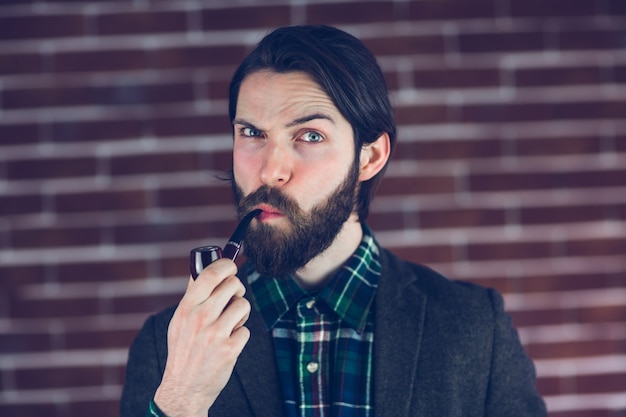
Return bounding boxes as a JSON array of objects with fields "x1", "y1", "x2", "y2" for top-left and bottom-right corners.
[
  {"x1": 120, "y1": 312, "x2": 170, "y2": 417},
  {"x1": 485, "y1": 289, "x2": 547, "y2": 416}
]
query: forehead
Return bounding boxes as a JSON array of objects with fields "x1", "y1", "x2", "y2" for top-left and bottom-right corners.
[{"x1": 236, "y1": 70, "x2": 343, "y2": 122}]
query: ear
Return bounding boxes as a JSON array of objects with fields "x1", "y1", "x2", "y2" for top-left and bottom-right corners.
[{"x1": 359, "y1": 132, "x2": 391, "y2": 182}]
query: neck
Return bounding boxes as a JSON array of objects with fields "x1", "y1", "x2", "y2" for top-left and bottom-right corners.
[{"x1": 293, "y1": 213, "x2": 363, "y2": 291}]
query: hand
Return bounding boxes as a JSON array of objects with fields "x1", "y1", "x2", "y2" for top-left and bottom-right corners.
[{"x1": 153, "y1": 258, "x2": 251, "y2": 417}]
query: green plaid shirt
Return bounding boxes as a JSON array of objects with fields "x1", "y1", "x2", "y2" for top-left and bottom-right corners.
[{"x1": 247, "y1": 225, "x2": 381, "y2": 417}]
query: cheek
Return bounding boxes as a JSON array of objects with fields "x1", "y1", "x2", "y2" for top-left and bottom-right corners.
[{"x1": 232, "y1": 148, "x2": 258, "y2": 190}]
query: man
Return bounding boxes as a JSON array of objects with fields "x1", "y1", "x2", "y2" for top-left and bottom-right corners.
[{"x1": 120, "y1": 25, "x2": 547, "y2": 417}]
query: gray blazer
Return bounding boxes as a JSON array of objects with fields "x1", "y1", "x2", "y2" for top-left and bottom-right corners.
[{"x1": 120, "y1": 248, "x2": 547, "y2": 416}]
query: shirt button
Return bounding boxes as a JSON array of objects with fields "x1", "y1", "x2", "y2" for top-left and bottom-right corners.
[
  {"x1": 305, "y1": 299, "x2": 316, "y2": 309},
  {"x1": 306, "y1": 361, "x2": 319, "y2": 373}
]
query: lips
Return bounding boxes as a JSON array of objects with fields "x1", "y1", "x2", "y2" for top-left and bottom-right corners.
[{"x1": 255, "y1": 203, "x2": 285, "y2": 221}]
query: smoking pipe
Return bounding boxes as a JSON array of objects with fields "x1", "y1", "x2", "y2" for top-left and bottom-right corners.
[{"x1": 189, "y1": 208, "x2": 262, "y2": 280}]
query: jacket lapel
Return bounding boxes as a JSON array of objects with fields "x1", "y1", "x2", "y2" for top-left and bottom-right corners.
[
  {"x1": 374, "y1": 250, "x2": 427, "y2": 417},
  {"x1": 233, "y1": 296, "x2": 286, "y2": 417}
]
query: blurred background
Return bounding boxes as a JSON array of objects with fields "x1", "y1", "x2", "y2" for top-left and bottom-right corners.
[{"x1": 0, "y1": 0, "x2": 625, "y2": 416}]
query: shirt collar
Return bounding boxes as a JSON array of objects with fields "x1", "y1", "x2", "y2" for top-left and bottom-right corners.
[{"x1": 247, "y1": 224, "x2": 381, "y2": 333}]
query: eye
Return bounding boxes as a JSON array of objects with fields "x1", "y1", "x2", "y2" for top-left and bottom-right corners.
[
  {"x1": 299, "y1": 130, "x2": 324, "y2": 143},
  {"x1": 239, "y1": 127, "x2": 263, "y2": 138}
]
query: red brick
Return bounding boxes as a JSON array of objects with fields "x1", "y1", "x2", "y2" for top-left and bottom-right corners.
[
  {"x1": 615, "y1": 64, "x2": 626, "y2": 83},
  {"x1": 0, "y1": 400, "x2": 121, "y2": 417},
  {"x1": 0, "y1": 52, "x2": 41, "y2": 75},
  {"x1": 466, "y1": 240, "x2": 555, "y2": 261},
  {"x1": 110, "y1": 152, "x2": 201, "y2": 176},
  {"x1": 52, "y1": 49, "x2": 148, "y2": 73},
  {"x1": 558, "y1": 28, "x2": 626, "y2": 51},
  {"x1": 56, "y1": 260, "x2": 149, "y2": 283},
  {"x1": 0, "y1": 265, "x2": 47, "y2": 289},
  {"x1": 383, "y1": 70, "x2": 401, "y2": 92},
  {"x1": 609, "y1": 0, "x2": 626, "y2": 14},
  {"x1": 160, "y1": 254, "x2": 193, "y2": 279},
  {"x1": 65, "y1": 398, "x2": 121, "y2": 417},
  {"x1": 468, "y1": 171, "x2": 557, "y2": 192},
  {"x1": 54, "y1": 189, "x2": 149, "y2": 213},
  {"x1": 508, "y1": 0, "x2": 598, "y2": 17},
  {"x1": 413, "y1": 67, "x2": 501, "y2": 89},
  {"x1": 0, "y1": 193, "x2": 43, "y2": 216},
  {"x1": 0, "y1": 332, "x2": 51, "y2": 353},
  {"x1": 10, "y1": 297, "x2": 101, "y2": 319},
  {"x1": 526, "y1": 338, "x2": 626, "y2": 360},
  {"x1": 511, "y1": 306, "x2": 626, "y2": 327},
  {"x1": 394, "y1": 104, "x2": 449, "y2": 125},
  {"x1": 51, "y1": 118, "x2": 144, "y2": 143},
  {"x1": 363, "y1": 34, "x2": 446, "y2": 56},
  {"x1": 420, "y1": 207, "x2": 507, "y2": 229},
  {"x1": 387, "y1": 244, "x2": 455, "y2": 264},
  {"x1": 152, "y1": 114, "x2": 229, "y2": 137},
  {"x1": 14, "y1": 365, "x2": 105, "y2": 390},
  {"x1": 561, "y1": 168, "x2": 626, "y2": 189},
  {"x1": 520, "y1": 271, "x2": 625, "y2": 293},
  {"x1": 368, "y1": 210, "x2": 416, "y2": 231},
  {"x1": 535, "y1": 375, "x2": 563, "y2": 396},
  {"x1": 577, "y1": 305, "x2": 626, "y2": 323},
  {"x1": 393, "y1": 138, "x2": 504, "y2": 161},
  {"x1": 617, "y1": 133, "x2": 626, "y2": 152},
  {"x1": 2, "y1": 82, "x2": 195, "y2": 109},
  {"x1": 211, "y1": 149, "x2": 234, "y2": 172},
  {"x1": 465, "y1": 277, "x2": 514, "y2": 295},
  {"x1": 11, "y1": 225, "x2": 101, "y2": 249},
  {"x1": 205, "y1": 78, "x2": 231, "y2": 101},
  {"x1": 0, "y1": 404, "x2": 59, "y2": 417},
  {"x1": 201, "y1": 5, "x2": 290, "y2": 30},
  {"x1": 0, "y1": 14, "x2": 85, "y2": 40},
  {"x1": 514, "y1": 135, "x2": 603, "y2": 156},
  {"x1": 549, "y1": 410, "x2": 612, "y2": 417},
  {"x1": 0, "y1": 123, "x2": 40, "y2": 145},
  {"x1": 65, "y1": 328, "x2": 137, "y2": 350},
  {"x1": 377, "y1": 175, "x2": 456, "y2": 196},
  {"x1": 96, "y1": 10, "x2": 187, "y2": 35},
  {"x1": 7, "y1": 156, "x2": 97, "y2": 180},
  {"x1": 514, "y1": 66, "x2": 604, "y2": 87},
  {"x1": 305, "y1": 2, "x2": 395, "y2": 25},
  {"x1": 112, "y1": 220, "x2": 227, "y2": 244},
  {"x1": 154, "y1": 45, "x2": 248, "y2": 69},
  {"x1": 112, "y1": 293, "x2": 181, "y2": 315},
  {"x1": 520, "y1": 203, "x2": 619, "y2": 225},
  {"x1": 469, "y1": 168, "x2": 626, "y2": 192},
  {"x1": 577, "y1": 372, "x2": 626, "y2": 393},
  {"x1": 458, "y1": 31, "x2": 545, "y2": 54},
  {"x1": 157, "y1": 183, "x2": 233, "y2": 208},
  {"x1": 460, "y1": 100, "x2": 626, "y2": 124},
  {"x1": 409, "y1": 0, "x2": 497, "y2": 20},
  {"x1": 567, "y1": 237, "x2": 626, "y2": 257},
  {"x1": 510, "y1": 307, "x2": 570, "y2": 327}
]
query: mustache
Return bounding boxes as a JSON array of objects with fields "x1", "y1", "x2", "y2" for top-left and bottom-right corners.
[{"x1": 236, "y1": 185, "x2": 302, "y2": 222}]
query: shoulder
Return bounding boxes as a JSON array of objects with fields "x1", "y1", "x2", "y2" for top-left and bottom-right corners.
[
  {"x1": 376, "y1": 247, "x2": 506, "y2": 330},
  {"x1": 378, "y1": 247, "x2": 497, "y2": 304}
]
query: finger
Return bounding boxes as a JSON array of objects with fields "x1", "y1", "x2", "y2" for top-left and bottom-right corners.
[
  {"x1": 216, "y1": 296, "x2": 251, "y2": 335},
  {"x1": 229, "y1": 325, "x2": 251, "y2": 351},
  {"x1": 183, "y1": 259, "x2": 238, "y2": 305}
]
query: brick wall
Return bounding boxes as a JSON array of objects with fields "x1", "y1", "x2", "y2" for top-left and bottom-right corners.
[{"x1": 1, "y1": 1, "x2": 625, "y2": 416}]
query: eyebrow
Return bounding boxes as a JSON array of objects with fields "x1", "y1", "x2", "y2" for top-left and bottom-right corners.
[
  {"x1": 285, "y1": 113, "x2": 335, "y2": 127},
  {"x1": 233, "y1": 113, "x2": 335, "y2": 130}
]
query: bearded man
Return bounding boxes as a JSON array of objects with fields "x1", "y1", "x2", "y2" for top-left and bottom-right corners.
[{"x1": 121, "y1": 25, "x2": 547, "y2": 417}]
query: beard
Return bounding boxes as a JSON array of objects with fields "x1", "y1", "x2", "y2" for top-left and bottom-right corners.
[{"x1": 232, "y1": 162, "x2": 359, "y2": 278}]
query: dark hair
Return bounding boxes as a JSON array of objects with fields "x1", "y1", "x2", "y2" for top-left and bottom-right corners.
[{"x1": 228, "y1": 25, "x2": 396, "y2": 221}]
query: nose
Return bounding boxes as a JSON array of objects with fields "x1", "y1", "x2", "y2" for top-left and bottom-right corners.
[{"x1": 259, "y1": 141, "x2": 292, "y2": 187}]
